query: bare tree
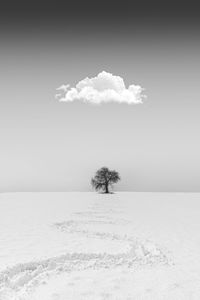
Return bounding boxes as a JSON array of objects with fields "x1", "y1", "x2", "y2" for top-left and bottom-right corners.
[{"x1": 91, "y1": 167, "x2": 120, "y2": 193}]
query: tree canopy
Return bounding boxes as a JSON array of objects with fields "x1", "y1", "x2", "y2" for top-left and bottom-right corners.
[{"x1": 91, "y1": 167, "x2": 120, "y2": 193}]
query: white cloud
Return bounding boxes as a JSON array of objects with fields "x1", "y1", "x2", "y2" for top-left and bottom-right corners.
[
  {"x1": 56, "y1": 71, "x2": 146, "y2": 105},
  {"x1": 56, "y1": 84, "x2": 70, "y2": 92},
  {"x1": 55, "y1": 93, "x2": 62, "y2": 100}
]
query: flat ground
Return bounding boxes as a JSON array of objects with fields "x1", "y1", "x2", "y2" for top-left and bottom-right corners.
[{"x1": 0, "y1": 192, "x2": 200, "y2": 299}]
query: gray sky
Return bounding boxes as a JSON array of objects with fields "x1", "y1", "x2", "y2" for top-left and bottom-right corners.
[{"x1": 0, "y1": 2, "x2": 200, "y2": 192}]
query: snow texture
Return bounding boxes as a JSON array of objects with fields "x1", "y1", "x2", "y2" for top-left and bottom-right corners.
[{"x1": 0, "y1": 192, "x2": 200, "y2": 299}]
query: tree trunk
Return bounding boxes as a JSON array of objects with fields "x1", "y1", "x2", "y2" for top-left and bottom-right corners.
[{"x1": 105, "y1": 183, "x2": 109, "y2": 193}]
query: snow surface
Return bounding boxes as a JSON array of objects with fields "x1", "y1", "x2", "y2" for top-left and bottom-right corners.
[{"x1": 0, "y1": 192, "x2": 200, "y2": 299}]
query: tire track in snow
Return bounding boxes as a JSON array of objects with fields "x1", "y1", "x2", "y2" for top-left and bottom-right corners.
[{"x1": 0, "y1": 203, "x2": 172, "y2": 299}]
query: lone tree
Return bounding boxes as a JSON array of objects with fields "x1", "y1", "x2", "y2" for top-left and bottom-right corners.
[{"x1": 91, "y1": 167, "x2": 120, "y2": 193}]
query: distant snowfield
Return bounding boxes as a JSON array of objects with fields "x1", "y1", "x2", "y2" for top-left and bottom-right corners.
[{"x1": 0, "y1": 192, "x2": 200, "y2": 299}]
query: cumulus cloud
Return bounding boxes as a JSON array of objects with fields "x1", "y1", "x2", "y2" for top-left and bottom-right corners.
[
  {"x1": 56, "y1": 84, "x2": 70, "y2": 92},
  {"x1": 56, "y1": 71, "x2": 146, "y2": 105}
]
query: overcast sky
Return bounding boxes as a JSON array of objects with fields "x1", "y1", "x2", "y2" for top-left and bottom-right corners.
[{"x1": 0, "y1": 1, "x2": 200, "y2": 192}]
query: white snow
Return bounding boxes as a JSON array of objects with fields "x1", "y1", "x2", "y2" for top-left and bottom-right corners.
[{"x1": 0, "y1": 192, "x2": 200, "y2": 299}]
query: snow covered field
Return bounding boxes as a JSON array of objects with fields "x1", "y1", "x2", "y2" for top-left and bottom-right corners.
[{"x1": 0, "y1": 192, "x2": 200, "y2": 299}]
